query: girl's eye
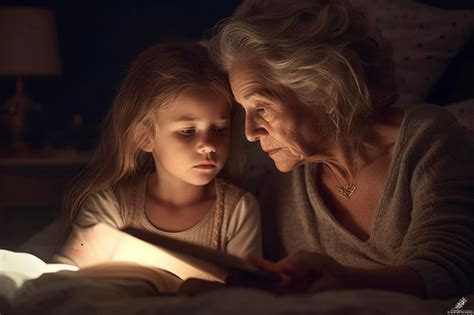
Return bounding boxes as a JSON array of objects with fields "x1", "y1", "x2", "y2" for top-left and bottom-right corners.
[
  {"x1": 215, "y1": 126, "x2": 229, "y2": 134},
  {"x1": 179, "y1": 128, "x2": 196, "y2": 136}
]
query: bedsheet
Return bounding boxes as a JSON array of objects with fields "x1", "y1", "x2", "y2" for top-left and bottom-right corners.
[{"x1": 8, "y1": 272, "x2": 473, "y2": 315}]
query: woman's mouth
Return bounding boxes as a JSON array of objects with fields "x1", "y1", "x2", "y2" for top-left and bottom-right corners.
[{"x1": 267, "y1": 148, "x2": 282, "y2": 156}]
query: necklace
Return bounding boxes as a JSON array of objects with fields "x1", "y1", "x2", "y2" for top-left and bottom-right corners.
[
  {"x1": 333, "y1": 144, "x2": 361, "y2": 200},
  {"x1": 335, "y1": 182, "x2": 357, "y2": 199}
]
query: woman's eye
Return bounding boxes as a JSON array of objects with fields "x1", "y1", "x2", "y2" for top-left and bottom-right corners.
[
  {"x1": 179, "y1": 128, "x2": 196, "y2": 136},
  {"x1": 255, "y1": 105, "x2": 275, "y2": 121},
  {"x1": 256, "y1": 107, "x2": 267, "y2": 115}
]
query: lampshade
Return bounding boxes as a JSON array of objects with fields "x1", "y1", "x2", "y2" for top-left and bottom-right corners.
[{"x1": 0, "y1": 6, "x2": 61, "y2": 76}]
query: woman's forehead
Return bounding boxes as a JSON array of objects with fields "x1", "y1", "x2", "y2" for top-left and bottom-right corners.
[
  {"x1": 230, "y1": 60, "x2": 293, "y2": 108},
  {"x1": 230, "y1": 61, "x2": 270, "y2": 100}
]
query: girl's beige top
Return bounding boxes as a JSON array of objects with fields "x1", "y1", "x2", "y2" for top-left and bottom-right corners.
[{"x1": 68, "y1": 177, "x2": 262, "y2": 259}]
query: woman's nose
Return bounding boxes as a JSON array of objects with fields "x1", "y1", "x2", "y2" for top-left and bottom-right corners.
[{"x1": 245, "y1": 114, "x2": 267, "y2": 142}]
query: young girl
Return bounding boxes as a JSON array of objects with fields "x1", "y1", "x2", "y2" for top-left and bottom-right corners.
[{"x1": 53, "y1": 43, "x2": 262, "y2": 264}]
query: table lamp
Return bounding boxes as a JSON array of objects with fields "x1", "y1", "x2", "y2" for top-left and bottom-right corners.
[{"x1": 0, "y1": 6, "x2": 61, "y2": 148}]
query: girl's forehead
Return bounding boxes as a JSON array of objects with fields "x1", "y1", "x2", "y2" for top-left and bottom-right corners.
[
  {"x1": 180, "y1": 87, "x2": 226, "y2": 101},
  {"x1": 160, "y1": 90, "x2": 231, "y2": 122}
]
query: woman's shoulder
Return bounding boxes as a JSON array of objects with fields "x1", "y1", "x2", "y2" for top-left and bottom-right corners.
[
  {"x1": 397, "y1": 104, "x2": 472, "y2": 155},
  {"x1": 396, "y1": 104, "x2": 473, "y2": 180},
  {"x1": 402, "y1": 103, "x2": 466, "y2": 136}
]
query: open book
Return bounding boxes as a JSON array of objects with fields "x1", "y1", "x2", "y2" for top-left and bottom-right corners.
[
  {"x1": 55, "y1": 223, "x2": 273, "y2": 289},
  {"x1": 0, "y1": 250, "x2": 78, "y2": 303}
]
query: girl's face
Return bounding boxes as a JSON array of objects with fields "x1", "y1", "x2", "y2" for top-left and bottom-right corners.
[{"x1": 150, "y1": 89, "x2": 231, "y2": 186}]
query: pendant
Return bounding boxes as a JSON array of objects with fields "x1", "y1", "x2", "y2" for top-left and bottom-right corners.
[{"x1": 336, "y1": 184, "x2": 356, "y2": 199}]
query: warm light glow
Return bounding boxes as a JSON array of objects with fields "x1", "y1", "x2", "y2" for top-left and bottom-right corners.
[{"x1": 58, "y1": 223, "x2": 229, "y2": 282}]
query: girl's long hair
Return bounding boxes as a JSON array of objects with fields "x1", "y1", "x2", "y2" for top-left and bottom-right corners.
[{"x1": 61, "y1": 43, "x2": 237, "y2": 232}]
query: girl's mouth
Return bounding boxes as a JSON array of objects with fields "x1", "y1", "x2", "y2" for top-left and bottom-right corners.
[{"x1": 194, "y1": 164, "x2": 216, "y2": 169}]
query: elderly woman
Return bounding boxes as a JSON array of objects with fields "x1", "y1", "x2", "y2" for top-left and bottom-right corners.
[{"x1": 209, "y1": 0, "x2": 474, "y2": 299}]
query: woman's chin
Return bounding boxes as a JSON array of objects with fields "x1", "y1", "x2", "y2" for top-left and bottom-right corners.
[{"x1": 273, "y1": 159, "x2": 298, "y2": 173}]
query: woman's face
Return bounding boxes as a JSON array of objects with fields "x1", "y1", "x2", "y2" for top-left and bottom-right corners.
[{"x1": 229, "y1": 60, "x2": 332, "y2": 172}]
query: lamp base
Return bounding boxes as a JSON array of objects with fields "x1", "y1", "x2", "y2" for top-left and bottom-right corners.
[
  {"x1": 0, "y1": 77, "x2": 38, "y2": 147},
  {"x1": 2, "y1": 93, "x2": 34, "y2": 141}
]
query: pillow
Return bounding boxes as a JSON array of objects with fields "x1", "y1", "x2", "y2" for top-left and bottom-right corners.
[{"x1": 350, "y1": 0, "x2": 474, "y2": 105}]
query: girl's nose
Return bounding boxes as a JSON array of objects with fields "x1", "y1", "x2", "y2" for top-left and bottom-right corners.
[{"x1": 198, "y1": 133, "x2": 217, "y2": 154}]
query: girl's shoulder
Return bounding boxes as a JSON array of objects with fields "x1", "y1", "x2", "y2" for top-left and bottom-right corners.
[
  {"x1": 82, "y1": 189, "x2": 119, "y2": 212},
  {"x1": 219, "y1": 177, "x2": 245, "y2": 195},
  {"x1": 217, "y1": 178, "x2": 259, "y2": 224},
  {"x1": 75, "y1": 188, "x2": 124, "y2": 229},
  {"x1": 76, "y1": 175, "x2": 147, "y2": 229},
  {"x1": 218, "y1": 178, "x2": 256, "y2": 206}
]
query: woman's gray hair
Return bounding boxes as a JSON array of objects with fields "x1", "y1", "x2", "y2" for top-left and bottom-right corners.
[{"x1": 209, "y1": 0, "x2": 397, "y2": 141}]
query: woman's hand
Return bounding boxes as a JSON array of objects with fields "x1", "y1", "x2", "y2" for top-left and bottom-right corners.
[
  {"x1": 240, "y1": 251, "x2": 349, "y2": 294},
  {"x1": 244, "y1": 252, "x2": 426, "y2": 297}
]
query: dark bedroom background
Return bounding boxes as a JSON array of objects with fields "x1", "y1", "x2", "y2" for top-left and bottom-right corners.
[
  {"x1": 0, "y1": 0, "x2": 242, "y2": 156},
  {"x1": 0, "y1": 0, "x2": 472, "y2": 249},
  {"x1": 0, "y1": 0, "x2": 472, "y2": 157}
]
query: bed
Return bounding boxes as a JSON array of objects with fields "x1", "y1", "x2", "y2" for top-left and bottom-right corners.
[
  {"x1": 2, "y1": 0, "x2": 474, "y2": 314},
  {"x1": 10, "y1": 277, "x2": 474, "y2": 315},
  {"x1": 1, "y1": 249, "x2": 472, "y2": 315}
]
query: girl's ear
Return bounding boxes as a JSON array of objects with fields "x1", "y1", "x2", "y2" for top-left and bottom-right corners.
[
  {"x1": 140, "y1": 140, "x2": 154, "y2": 153},
  {"x1": 135, "y1": 120, "x2": 156, "y2": 153}
]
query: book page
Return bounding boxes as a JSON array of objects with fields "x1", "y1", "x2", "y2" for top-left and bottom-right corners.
[
  {"x1": 0, "y1": 250, "x2": 78, "y2": 303},
  {"x1": 57, "y1": 223, "x2": 271, "y2": 283},
  {"x1": 62, "y1": 262, "x2": 183, "y2": 293},
  {"x1": 57, "y1": 223, "x2": 227, "y2": 282},
  {"x1": 124, "y1": 227, "x2": 272, "y2": 279}
]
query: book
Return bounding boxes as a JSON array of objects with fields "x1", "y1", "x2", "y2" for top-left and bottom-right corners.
[
  {"x1": 55, "y1": 223, "x2": 273, "y2": 288},
  {"x1": 60, "y1": 261, "x2": 185, "y2": 294},
  {"x1": 0, "y1": 249, "x2": 78, "y2": 303}
]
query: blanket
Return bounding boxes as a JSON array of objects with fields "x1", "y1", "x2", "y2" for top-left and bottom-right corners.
[{"x1": 8, "y1": 272, "x2": 473, "y2": 315}]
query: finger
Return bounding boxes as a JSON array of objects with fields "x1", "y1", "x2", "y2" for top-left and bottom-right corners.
[
  {"x1": 276, "y1": 256, "x2": 312, "y2": 278},
  {"x1": 310, "y1": 275, "x2": 338, "y2": 293},
  {"x1": 273, "y1": 273, "x2": 315, "y2": 294},
  {"x1": 247, "y1": 256, "x2": 282, "y2": 274},
  {"x1": 277, "y1": 252, "x2": 327, "y2": 278}
]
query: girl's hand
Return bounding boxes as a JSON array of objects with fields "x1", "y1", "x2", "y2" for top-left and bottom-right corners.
[{"x1": 246, "y1": 251, "x2": 349, "y2": 294}]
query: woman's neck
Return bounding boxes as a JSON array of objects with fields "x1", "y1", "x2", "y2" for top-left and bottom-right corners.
[
  {"x1": 146, "y1": 172, "x2": 215, "y2": 208},
  {"x1": 308, "y1": 107, "x2": 404, "y2": 186},
  {"x1": 319, "y1": 141, "x2": 362, "y2": 186}
]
